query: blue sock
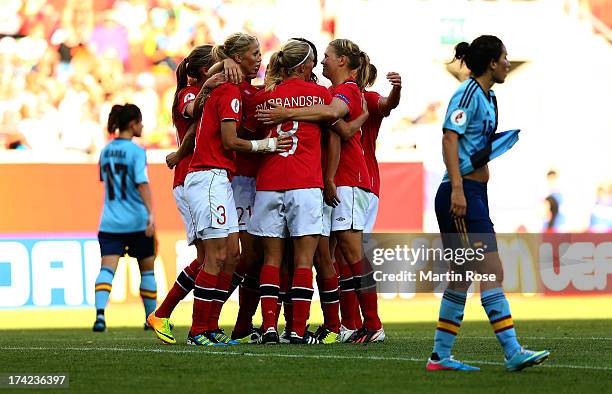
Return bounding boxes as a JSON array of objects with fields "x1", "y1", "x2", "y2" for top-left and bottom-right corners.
[
  {"x1": 481, "y1": 287, "x2": 522, "y2": 359},
  {"x1": 140, "y1": 270, "x2": 157, "y2": 318},
  {"x1": 432, "y1": 289, "x2": 466, "y2": 359},
  {"x1": 94, "y1": 267, "x2": 115, "y2": 317}
]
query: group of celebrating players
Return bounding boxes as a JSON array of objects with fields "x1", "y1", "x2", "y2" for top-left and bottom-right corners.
[
  {"x1": 92, "y1": 31, "x2": 550, "y2": 371},
  {"x1": 147, "y1": 32, "x2": 401, "y2": 346}
]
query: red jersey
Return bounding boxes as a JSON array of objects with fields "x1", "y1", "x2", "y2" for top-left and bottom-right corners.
[
  {"x1": 362, "y1": 90, "x2": 385, "y2": 196},
  {"x1": 172, "y1": 86, "x2": 200, "y2": 188},
  {"x1": 235, "y1": 81, "x2": 262, "y2": 178},
  {"x1": 330, "y1": 80, "x2": 370, "y2": 191},
  {"x1": 189, "y1": 82, "x2": 242, "y2": 174},
  {"x1": 254, "y1": 79, "x2": 332, "y2": 191}
]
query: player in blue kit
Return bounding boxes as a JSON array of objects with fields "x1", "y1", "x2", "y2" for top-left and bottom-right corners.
[
  {"x1": 426, "y1": 36, "x2": 550, "y2": 371},
  {"x1": 92, "y1": 103, "x2": 157, "y2": 332}
]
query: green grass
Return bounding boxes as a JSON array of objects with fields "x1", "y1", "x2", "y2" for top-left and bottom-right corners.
[{"x1": 1, "y1": 320, "x2": 610, "y2": 393}]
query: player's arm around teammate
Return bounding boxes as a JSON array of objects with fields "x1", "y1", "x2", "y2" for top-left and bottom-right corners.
[
  {"x1": 149, "y1": 45, "x2": 229, "y2": 344},
  {"x1": 184, "y1": 33, "x2": 290, "y2": 347},
  {"x1": 246, "y1": 39, "x2": 333, "y2": 344}
]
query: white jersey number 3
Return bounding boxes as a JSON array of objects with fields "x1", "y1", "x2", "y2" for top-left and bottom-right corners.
[{"x1": 276, "y1": 121, "x2": 299, "y2": 157}]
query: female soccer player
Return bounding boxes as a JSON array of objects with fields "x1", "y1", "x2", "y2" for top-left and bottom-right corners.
[
  {"x1": 426, "y1": 35, "x2": 549, "y2": 371},
  {"x1": 335, "y1": 63, "x2": 403, "y2": 339},
  {"x1": 146, "y1": 45, "x2": 229, "y2": 344},
  {"x1": 185, "y1": 32, "x2": 290, "y2": 347},
  {"x1": 247, "y1": 39, "x2": 334, "y2": 344},
  {"x1": 93, "y1": 103, "x2": 156, "y2": 332},
  {"x1": 257, "y1": 39, "x2": 384, "y2": 343}
]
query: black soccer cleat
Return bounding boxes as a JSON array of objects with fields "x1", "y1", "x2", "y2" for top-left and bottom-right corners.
[
  {"x1": 289, "y1": 330, "x2": 321, "y2": 345},
  {"x1": 92, "y1": 318, "x2": 106, "y2": 332},
  {"x1": 259, "y1": 328, "x2": 280, "y2": 344}
]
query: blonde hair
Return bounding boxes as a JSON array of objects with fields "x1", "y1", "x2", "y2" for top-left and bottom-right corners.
[
  {"x1": 212, "y1": 32, "x2": 258, "y2": 62},
  {"x1": 265, "y1": 40, "x2": 312, "y2": 91},
  {"x1": 329, "y1": 38, "x2": 370, "y2": 90}
]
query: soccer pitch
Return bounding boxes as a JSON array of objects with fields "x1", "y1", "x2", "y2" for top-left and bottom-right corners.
[{"x1": 2, "y1": 319, "x2": 611, "y2": 393}]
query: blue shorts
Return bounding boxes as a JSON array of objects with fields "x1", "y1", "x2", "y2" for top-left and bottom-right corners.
[
  {"x1": 435, "y1": 179, "x2": 498, "y2": 253},
  {"x1": 98, "y1": 231, "x2": 156, "y2": 259}
]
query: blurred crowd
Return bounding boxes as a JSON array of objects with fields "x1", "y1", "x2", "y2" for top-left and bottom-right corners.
[{"x1": 0, "y1": 0, "x2": 336, "y2": 154}]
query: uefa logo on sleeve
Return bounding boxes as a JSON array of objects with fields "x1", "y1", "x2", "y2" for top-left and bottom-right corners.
[
  {"x1": 451, "y1": 109, "x2": 467, "y2": 126},
  {"x1": 231, "y1": 98, "x2": 240, "y2": 114}
]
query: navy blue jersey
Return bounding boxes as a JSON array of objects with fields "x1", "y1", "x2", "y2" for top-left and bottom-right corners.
[{"x1": 98, "y1": 138, "x2": 149, "y2": 233}]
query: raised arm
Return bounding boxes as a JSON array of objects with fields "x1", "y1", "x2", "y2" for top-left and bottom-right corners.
[
  {"x1": 206, "y1": 58, "x2": 243, "y2": 84},
  {"x1": 187, "y1": 72, "x2": 227, "y2": 119},
  {"x1": 255, "y1": 98, "x2": 349, "y2": 125},
  {"x1": 378, "y1": 72, "x2": 402, "y2": 116},
  {"x1": 442, "y1": 130, "x2": 466, "y2": 217}
]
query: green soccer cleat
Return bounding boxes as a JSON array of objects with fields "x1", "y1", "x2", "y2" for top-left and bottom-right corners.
[
  {"x1": 505, "y1": 348, "x2": 550, "y2": 371},
  {"x1": 232, "y1": 326, "x2": 262, "y2": 344},
  {"x1": 314, "y1": 326, "x2": 339, "y2": 344},
  {"x1": 209, "y1": 329, "x2": 240, "y2": 345},
  {"x1": 146, "y1": 312, "x2": 176, "y2": 345},
  {"x1": 187, "y1": 332, "x2": 228, "y2": 347}
]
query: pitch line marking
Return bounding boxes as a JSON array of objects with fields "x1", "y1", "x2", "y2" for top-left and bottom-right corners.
[
  {"x1": 395, "y1": 336, "x2": 612, "y2": 341},
  {"x1": 23, "y1": 335, "x2": 612, "y2": 342},
  {"x1": 1, "y1": 346, "x2": 611, "y2": 372}
]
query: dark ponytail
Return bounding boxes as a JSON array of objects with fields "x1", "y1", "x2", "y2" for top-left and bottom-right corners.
[
  {"x1": 453, "y1": 35, "x2": 504, "y2": 77},
  {"x1": 107, "y1": 103, "x2": 142, "y2": 134},
  {"x1": 365, "y1": 63, "x2": 377, "y2": 88},
  {"x1": 172, "y1": 44, "x2": 214, "y2": 126}
]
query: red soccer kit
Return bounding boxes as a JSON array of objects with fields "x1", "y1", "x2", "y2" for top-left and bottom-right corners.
[
  {"x1": 329, "y1": 79, "x2": 370, "y2": 191},
  {"x1": 189, "y1": 82, "x2": 242, "y2": 174},
  {"x1": 173, "y1": 86, "x2": 200, "y2": 188},
  {"x1": 254, "y1": 79, "x2": 332, "y2": 191},
  {"x1": 361, "y1": 90, "x2": 385, "y2": 196},
  {"x1": 235, "y1": 81, "x2": 262, "y2": 178}
]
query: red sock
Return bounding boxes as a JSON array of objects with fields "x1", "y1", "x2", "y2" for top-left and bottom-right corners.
[
  {"x1": 156, "y1": 259, "x2": 198, "y2": 318},
  {"x1": 233, "y1": 274, "x2": 260, "y2": 336},
  {"x1": 291, "y1": 267, "x2": 314, "y2": 337},
  {"x1": 318, "y1": 276, "x2": 340, "y2": 333},
  {"x1": 279, "y1": 269, "x2": 292, "y2": 331},
  {"x1": 190, "y1": 270, "x2": 218, "y2": 336},
  {"x1": 259, "y1": 265, "x2": 280, "y2": 331},
  {"x1": 185, "y1": 258, "x2": 203, "y2": 278},
  {"x1": 338, "y1": 262, "x2": 359, "y2": 330},
  {"x1": 349, "y1": 258, "x2": 381, "y2": 331},
  {"x1": 208, "y1": 271, "x2": 232, "y2": 331}
]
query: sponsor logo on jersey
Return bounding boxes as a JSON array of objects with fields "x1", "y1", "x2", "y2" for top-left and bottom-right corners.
[
  {"x1": 336, "y1": 217, "x2": 346, "y2": 222},
  {"x1": 451, "y1": 109, "x2": 466, "y2": 126},
  {"x1": 231, "y1": 98, "x2": 240, "y2": 114}
]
